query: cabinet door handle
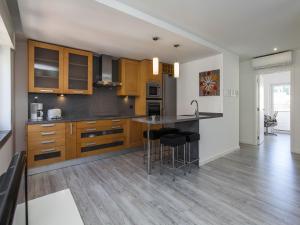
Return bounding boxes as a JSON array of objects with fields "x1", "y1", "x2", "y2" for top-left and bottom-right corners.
[
  {"x1": 70, "y1": 123, "x2": 73, "y2": 135},
  {"x1": 85, "y1": 142, "x2": 97, "y2": 147},
  {"x1": 40, "y1": 89, "x2": 54, "y2": 93},
  {"x1": 41, "y1": 131, "x2": 56, "y2": 136},
  {"x1": 73, "y1": 90, "x2": 84, "y2": 94},
  {"x1": 112, "y1": 126, "x2": 122, "y2": 130},
  {"x1": 86, "y1": 121, "x2": 96, "y2": 124},
  {"x1": 112, "y1": 119, "x2": 121, "y2": 122},
  {"x1": 40, "y1": 148, "x2": 57, "y2": 153},
  {"x1": 40, "y1": 124, "x2": 55, "y2": 127},
  {"x1": 41, "y1": 140, "x2": 55, "y2": 144},
  {"x1": 86, "y1": 128, "x2": 97, "y2": 132}
]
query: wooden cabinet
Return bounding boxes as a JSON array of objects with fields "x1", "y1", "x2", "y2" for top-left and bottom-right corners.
[
  {"x1": 162, "y1": 63, "x2": 174, "y2": 76},
  {"x1": 76, "y1": 119, "x2": 127, "y2": 158},
  {"x1": 134, "y1": 60, "x2": 162, "y2": 115},
  {"x1": 117, "y1": 58, "x2": 140, "y2": 96},
  {"x1": 27, "y1": 118, "x2": 148, "y2": 168},
  {"x1": 63, "y1": 48, "x2": 93, "y2": 95},
  {"x1": 128, "y1": 120, "x2": 144, "y2": 148},
  {"x1": 28, "y1": 40, "x2": 64, "y2": 93},
  {"x1": 148, "y1": 61, "x2": 163, "y2": 84},
  {"x1": 65, "y1": 122, "x2": 77, "y2": 160},
  {"x1": 28, "y1": 40, "x2": 93, "y2": 95},
  {"x1": 27, "y1": 123, "x2": 66, "y2": 168}
]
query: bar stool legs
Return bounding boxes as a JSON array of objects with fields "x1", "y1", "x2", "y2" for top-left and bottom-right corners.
[
  {"x1": 160, "y1": 144, "x2": 187, "y2": 181},
  {"x1": 187, "y1": 142, "x2": 200, "y2": 173}
]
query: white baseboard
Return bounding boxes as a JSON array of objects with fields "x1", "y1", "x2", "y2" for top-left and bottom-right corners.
[
  {"x1": 239, "y1": 140, "x2": 257, "y2": 145},
  {"x1": 199, "y1": 145, "x2": 240, "y2": 166}
]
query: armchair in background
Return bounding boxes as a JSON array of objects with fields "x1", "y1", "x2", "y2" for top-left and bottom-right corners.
[{"x1": 264, "y1": 111, "x2": 278, "y2": 136}]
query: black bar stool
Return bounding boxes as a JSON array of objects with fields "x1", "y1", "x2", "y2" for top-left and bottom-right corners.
[
  {"x1": 159, "y1": 127, "x2": 180, "y2": 162},
  {"x1": 143, "y1": 128, "x2": 179, "y2": 166},
  {"x1": 159, "y1": 127, "x2": 180, "y2": 136},
  {"x1": 143, "y1": 129, "x2": 161, "y2": 165},
  {"x1": 160, "y1": 133, "x2": 187, "y2": 181},
  {"x1": 180, "y1": 131, "x2": 200, "y2": 173}
]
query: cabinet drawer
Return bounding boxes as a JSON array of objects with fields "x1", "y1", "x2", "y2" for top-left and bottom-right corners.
[
  {"x1": 76, "y1": 119, "x2": 124, "y2": 129},
  {"x1": 28, "y1": 129, "x2": 65, "y2": 142},
  {"x1": 80, "y1": 132, "x2": 124, "y2": 143},
  {"x1": 28, "y1": 146, "x2": 65, "y2": 168},
  {"x1": 79, "y1": 137, "x2": 125, "y2": 153},
  {"x1": 28, "y1": 123, "x2": 65, "y2": 133},
  {"x1": 28, "y1": 138, "x2": 65, "y2": 150}
]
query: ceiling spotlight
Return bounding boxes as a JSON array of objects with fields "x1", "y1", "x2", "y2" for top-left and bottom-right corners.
[{"x1": 273, "y1": 47, "x2": 278, "y2": 52}]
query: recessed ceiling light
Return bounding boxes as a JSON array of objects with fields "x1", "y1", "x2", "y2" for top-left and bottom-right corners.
[{"x1": 273, "y1": 47, "x2": 278, "y2": 52}]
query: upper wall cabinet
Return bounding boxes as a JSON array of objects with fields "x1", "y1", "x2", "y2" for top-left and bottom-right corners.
[
  {"x1": 28, "y1": 40, "x2": 64, "y2": 93},
  {"x1": 117, "y1": 58, "x2": 140, "y2": 96},
  {"x1": 162, "y1": 63, "x2": 174, "y2": 76},
  {"x1": 28, "y1": 40, "x2": 93, "y2": 95},
  {"x1": 63, "y1": 48, "x2": 93, "y2": 95}
]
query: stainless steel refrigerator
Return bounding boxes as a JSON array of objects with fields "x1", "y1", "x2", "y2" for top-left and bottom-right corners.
[{"x1": 162, "y1": 74, "x2": 177, "y2": 117}]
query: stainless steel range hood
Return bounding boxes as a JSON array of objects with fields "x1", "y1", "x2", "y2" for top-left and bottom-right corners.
[{"x1": 94, "y1": 55, "x2": 121, "y2": 87}]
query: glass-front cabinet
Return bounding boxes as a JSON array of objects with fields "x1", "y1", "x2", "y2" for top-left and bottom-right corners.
[
  {"x1": 28, "y1": 40, "x2": 64, "y2": 93},
  {"x1": 63, "y1": 48, "x2": 93, "y2": 95},
  {"x1": 28, "y1": 40, "x2": 93, "y2": 95}
]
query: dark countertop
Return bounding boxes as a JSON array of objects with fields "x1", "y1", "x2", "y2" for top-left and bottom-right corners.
[
  {"x1": 0, "y1": 130, "x2": 12, "y2": 149},
  {"x1": 27, "y1": 114, "x2": 146, "y2": 125},
  {"x1": 132, "y1": 113, "x2": 223, "y2": 125}
]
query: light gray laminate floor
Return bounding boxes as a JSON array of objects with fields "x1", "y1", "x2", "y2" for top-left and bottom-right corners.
[{"x1": 28, "y1": 134, "x2": 300, "y2": 225}]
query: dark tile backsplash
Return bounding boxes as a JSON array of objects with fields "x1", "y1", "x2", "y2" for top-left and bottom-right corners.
[{"x1": 28, "y1": 87, "x2": 135, "y2": 119}]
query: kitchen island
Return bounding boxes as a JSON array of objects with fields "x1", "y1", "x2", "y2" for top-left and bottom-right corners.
[{"x1": 132, "y1": 113, "x2": 223, "y2": 174}]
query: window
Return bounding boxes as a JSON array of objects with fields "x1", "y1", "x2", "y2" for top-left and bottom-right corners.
[
  {"x1": 272, "y1": 84, "x2": 290, "y2": 131},
  {"x1": 0, "y1": 46, "x2": 12, "y2": 131}
]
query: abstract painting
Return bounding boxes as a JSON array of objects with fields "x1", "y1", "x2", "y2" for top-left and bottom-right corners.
[{"x1": 199, "y1": 69, "x2": 220, "y2": 96}]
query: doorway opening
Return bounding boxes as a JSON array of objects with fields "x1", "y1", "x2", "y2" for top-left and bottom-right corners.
[{"x1": 256, "y1": 70, "x2": 291, "y2": 150}]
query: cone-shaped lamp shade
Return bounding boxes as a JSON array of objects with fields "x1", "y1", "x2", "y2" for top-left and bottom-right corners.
[
  {"x1": 152, "y1": 57, "x2": 159, "y2": 75},
  {"x1": 174, "y1": 62, "x2": 179, "y2": 78}
]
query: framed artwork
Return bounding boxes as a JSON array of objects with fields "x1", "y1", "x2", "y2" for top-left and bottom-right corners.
[{"x1": 199, "y1": 69, "x2": 220, "y2": 96}]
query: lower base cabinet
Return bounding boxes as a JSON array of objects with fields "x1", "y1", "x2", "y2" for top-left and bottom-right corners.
[
  {"x1": 65, "y1": 122, "x2": 77, "y2": 160},
  {"x1": 27, "y1": 118, "x2": 145, "y2": 168},
  {"x1": 27, "y1": 123, "x2": 66, "y2": 168},
  {"x1": 76, "y1": 119, "x2": 128, "y2": 158}
]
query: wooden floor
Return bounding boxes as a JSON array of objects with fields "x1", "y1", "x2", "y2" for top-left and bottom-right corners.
[{"x1": 28, "y1": 134, "x2": 300, "y2": 225}]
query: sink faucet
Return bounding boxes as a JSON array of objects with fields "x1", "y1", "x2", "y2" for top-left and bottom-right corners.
[{"x1": 190, "y1": 100, "x2": 199, "y2": 117}]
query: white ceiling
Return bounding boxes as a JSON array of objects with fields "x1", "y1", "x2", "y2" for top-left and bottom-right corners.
[
  {"x1": 116, "y1": 0, "x2": 300, "y2": 59},
  {"x1": 17, "y1": 0, "x2": 219, "y2": 63}
]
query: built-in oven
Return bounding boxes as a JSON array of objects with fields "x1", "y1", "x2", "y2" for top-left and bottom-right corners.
[
  {"x1": 146, "y1": 82, "x2": 161, "y2": 99},
  {"x1": 146, "y1": 99, "x2": 162, "y2": 116}
]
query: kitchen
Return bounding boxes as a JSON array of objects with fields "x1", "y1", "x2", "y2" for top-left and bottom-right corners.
[
  {"x1": 26, "y1": 39, "x2": 222, "y2": 173},
  {"x1": 0, "y1": 0, "x2": 242, "y2": 224}
]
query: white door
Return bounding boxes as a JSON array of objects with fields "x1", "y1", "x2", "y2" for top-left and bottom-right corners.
[{"x1": 257, "y1": 76, "x2": 265, "y2": 144}]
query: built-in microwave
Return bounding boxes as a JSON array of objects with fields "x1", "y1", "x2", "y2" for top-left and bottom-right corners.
[{"x1": 146, "y1": 82, "x2": 161, "y2": 99}]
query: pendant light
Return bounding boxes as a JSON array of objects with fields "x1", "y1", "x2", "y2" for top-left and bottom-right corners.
[
  {"x1": 173, "y1": 44, "x2": 180, "y2": 78},
  {"x1": 152, "y1": 37, "x2": 159, "y2": 75}
]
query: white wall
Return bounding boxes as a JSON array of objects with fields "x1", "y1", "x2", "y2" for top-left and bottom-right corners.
[
  {"x1": 0, "y1": 137, "x2": 13, "y2": 175},
  {"x1": 293, "y1": 49, "x2": 300, "y2": 153},
  {"x1": 0, "y1": 0, "x2": 14, "y2": 47},
  {"x1": 177, "y1": 54, "x2": 223, "y2": 114},
  {"x1": 239, "y1": 61, "x2": 256, "y2": 144},
  {"x1": 239, "y1": 49, "x2": 300, "y2": 154},
  {"x1": 14, "y1": 38, "x2": 28, "y2": 151},
  {"x1": 177, "y1": 51, "x2": 240, "y2": 165}
]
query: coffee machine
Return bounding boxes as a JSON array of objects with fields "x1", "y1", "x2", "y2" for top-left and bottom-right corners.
[{"x1": 30, "y1": 103, "x2": 44, "y2": 121}]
